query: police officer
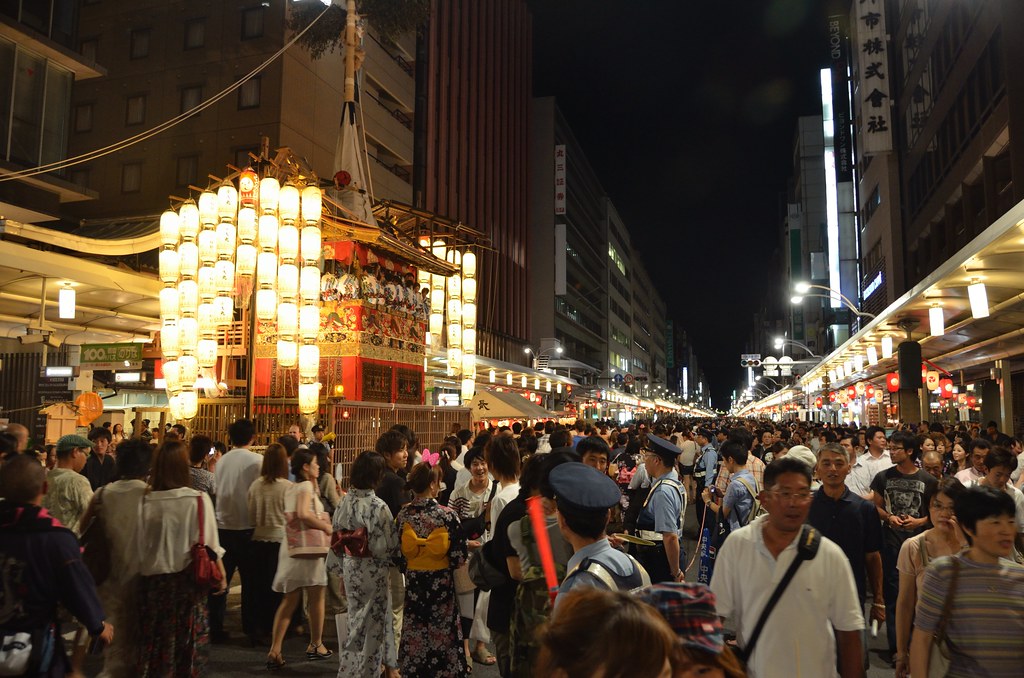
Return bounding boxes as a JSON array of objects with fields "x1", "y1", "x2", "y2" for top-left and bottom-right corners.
[
  {"x1": 635, "y1": 434, "x2": 687, "y2": 583},
  {"x1": 550, "y1": 462, "x2": 649, "y2": 606}
]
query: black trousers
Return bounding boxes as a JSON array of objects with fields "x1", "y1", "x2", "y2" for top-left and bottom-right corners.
[
  {"x1": 209, "y1": 528, "x2": 256, "y2": 636},
  {"x1": 635, "y1": 542, "x2": 673, "y2": 584},
  {"x1": 249, "y1": 539, "x2": 283, "y2": 636}
]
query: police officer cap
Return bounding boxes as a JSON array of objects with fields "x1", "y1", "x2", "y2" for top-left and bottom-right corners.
[
  {"x1": 549, "y1": 462, "x2": 621, "y2": 514},
  {"x1": 646, "y1": 434, "x2": 682, "y2": 459}
]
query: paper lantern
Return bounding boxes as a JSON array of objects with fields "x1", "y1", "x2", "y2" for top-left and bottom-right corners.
[
  {"x1": 277, "y1": 339, "x2": 297, "y2": 368},
  {"x1": 300, "y1": 266, "x2": 320, "y2": 303},
  {"x1": 299, "y1": 344, "x2": 320, "y2": 379},
  {"x1": 881, "y1": 336, "x2": 894, "y2": 359},
  {"x1": 521, "y1": 376, "x2": 527, "y2": 388},
  {"x1": 279, "y1": 185, "x2": 300, "y2": 223},
  {"x1": 925, "y1": 371, "x2": 940, "y2": 390},
  {"x1": 168, "y1": 394, "x2": 183, "y2": 420},
  {"x1": 198, "y1": 228, "x2": 217, "y2": 265},
  {"x1": 198, "y1": 266, "x2": 217, "y2": 300},
  {"x1": 298, "y1": 381, "x2": 320, "y2": 414},
  {"x1": 301, "y1": 185, "x2": 322, "y2": 223},
  {"x1": 178, "y1": 355, "x2": 199, "y2": 387},
  {"x1": 214, "y1": 296, "x2": 232, "y2": 325},
  {"x1": 507, "y1": 373, "x2": 513, "y2": 386},
  {"x1": 447, "y1": 299, "x2": 461, "y2": 320},
  {"x1": 237, "y1": 207, "x2": 257, "y2": 244},
  {"x1": 546, "y1": 380, "x2": 552, "y2": 392},
  {"x1": 214, "y1": 260, "x2": 234, "y2": 294},
  {"x1": 258, "y1": 214, "x2": 279, "y2": 250},
  {"x1": 178, "y1": 280, "x2": 199, "y2": 316},
  {"x1": 300, "y1": 305, "x2": 320, "y2": 341},
  {"x1": 259, "y1": 177, "x2": 280, "y2": 213},
  {"x1": 177, "y1": 242, "x2": 199, "y2": 279},
  {"x1": 277, "y1": 302, "x2": 298, "y2": 336},
  {"x1": 968, "y1": 281, "x2": 989, "y2": 319},
  {"x1": 257, "y1": 252, "x2": 277, "y2": 287},
  {"x1": 430, "y1": 288, "x2": 445, "y2": 314},
  {"x1": 198, "y1": 191, "x2": 217, "y2": 226},
  {"x1": 448, "y1": 274, "x2": 461, "y2": 298},
  {"x1": 178, "y1": 317, "x2": 199, "y2": 351},
  {"x1": 178, "y1": 200, "x2": 200, "y2": 240},
  {"x1": 814, "y1": 396, "x2": 824, "y2": 409},
  {"x1": 448, "y1": 322, "x2": 462, "y2": 347},
  {"x1": 217, "y1": 183, "x2": 237, "y2": 220},
  {"x1": 966, "y1": 395, "x2": 977, "y2": 408},
  {"x1": 462, "y1": 251, "x2": 476, "y2": 278},
  {"x1": 886, "y1": 372, "x2": 900, "y2": 392},
  {"x1": 197, "y1": 338, "x2": 217, "y2": 368},
  {"x1": 278, "y1": 263, "x2": 299, "y2": 299},
  {"x1": 216, "y1": 222, "x2": 236, "y2": 259},
  {"x1": 865, "y1": 383, "x2": 876, "y2": 399},
  {"x1": 255, "y1": 288, "x2": 277, "y2": 321},
  {"x1": 866, "y1": 346, "x2": 878, "y2": 365},
  {"x1": 278, "y1": 224, "x2": 299, "y2": 261},
  {"x1": 828, "y1": 391, "x2": 837, "y2": 403},
  {"x1": 159, "y1": 249, "x2": 180, "y2": 283},
  {"x1": 236, "y1": 244, "x2": 257, "y2": 276},
  {"x1": 197, "y1": 302, "x2": 216, "y2": 334},
  {"x1": 940, "y1": 379, "x2": 954, "y2": 399},
  {"x1": 463, "y1": 277, "x2": 477, "y2": 304},
  {"x1": 855, "y1": 381, "x2": 866, "y2": 395},
  {"x1": 163, "y1": 359, "x2": 181, "y2": 393},
  {"x1": 239, "y1": 168, "x2": 259, "y2": 208},
  {"x1": 489, "y1": 369, "x2": 496, "y2": 383},
  {"x1": 462, "y1": 353, "x2": 476, "y2": 375},
  {"x1": 161, "y1": 322, "x2": 179, "y2": 359},
  {"x1": 180, "y1": 389, "x2": 199, "y2": 419},
  {"x1": 462, "y1": 302, "x2": 477, "y2": 328},
  {"x1": 929, "y1": 306, "x2": 945, "y2": 337},
  {"x1": 463, "y1": 327, "x2": 477, "y2": 354},
  {"x1": 160, "y1": 210, "x2": 180, "y2": 247},
  {"x1": 429, "y1": 312, "x2": 443, "y2": 337},
  {"x1": 461, "y1": 377, "x2": 475, "y2": 402},
  {"x1": 300, "y1": 226, "x2": 321, "y2": 262}
]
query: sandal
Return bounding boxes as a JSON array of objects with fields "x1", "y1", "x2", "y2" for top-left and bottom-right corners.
[
  {"x1": 266, "y1": 653, "x2": 285, "y2": 671},
  {"x1": 306, "y1": 641, "x2": 333, "y2": 661},
  {"x1": 470, "y1": 647, "x2": 496, "y2": 666}
]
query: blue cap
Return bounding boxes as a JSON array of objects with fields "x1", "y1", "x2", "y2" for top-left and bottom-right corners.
[
  {"x1": 549, "y1": 462, "x2": 621, "y2": 513},
  {"x1": 646, "y1": 434, "x2": 682, "y2": 459}
]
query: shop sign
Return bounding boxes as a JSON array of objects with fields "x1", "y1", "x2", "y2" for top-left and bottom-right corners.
[{"x1": 80, "y1": 343, "x2": 143, "y2": 370}]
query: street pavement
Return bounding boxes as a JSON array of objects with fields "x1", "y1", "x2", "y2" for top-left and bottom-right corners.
[{"x1": 84, "y1": 502, "x2": 893, "y2": 676}]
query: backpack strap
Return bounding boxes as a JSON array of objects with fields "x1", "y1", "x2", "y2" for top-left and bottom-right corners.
[{"x1": 734, "y1": 476, "x2": 759, "y2": 526}]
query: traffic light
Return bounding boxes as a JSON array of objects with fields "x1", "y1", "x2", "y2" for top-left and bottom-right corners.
[{"x1": 740, "y1": 358, "x2": 762, "y2": 367}]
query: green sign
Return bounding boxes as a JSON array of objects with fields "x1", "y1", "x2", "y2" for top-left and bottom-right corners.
[{"x1": 80, "y1": 343, "x2": 143, "y2": 370}]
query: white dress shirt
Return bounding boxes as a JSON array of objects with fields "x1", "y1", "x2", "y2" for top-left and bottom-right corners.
[{"x1": 214, "y1": 447, "x2": 263, "y2": 530}]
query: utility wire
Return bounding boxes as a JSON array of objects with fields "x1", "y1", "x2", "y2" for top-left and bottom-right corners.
[{"x1": 0, "y1": 4, "x2": 331, "y2": 184}]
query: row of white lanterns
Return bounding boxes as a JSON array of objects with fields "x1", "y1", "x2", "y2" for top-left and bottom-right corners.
[
  {"x1": 157, "y1": 170, "x2": 323, "y2": 419},
  {"x1": 419, "y1": 241, "x2": 478, "y2": 404}
]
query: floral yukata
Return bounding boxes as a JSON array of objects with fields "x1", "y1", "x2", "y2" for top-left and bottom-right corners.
[
  {"x1": 327, "y1": 488, "x2": 399, "y2": 678},
  {"x1": 395, "y1": 497, "x2": 469, "y2": 678}
]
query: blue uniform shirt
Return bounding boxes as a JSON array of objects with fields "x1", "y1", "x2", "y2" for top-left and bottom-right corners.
[
  {"x1": 556, "y1": 538, "x2": 640, "y2": 607},
  {"x1": 695, "y1": 444, "x2": 718, "y2": 489},
  {"x1": 639, "y1": 469, "x2": 683, "y2": 538},
  {"x1": 722, "y1": 469, "x2": 756, "y2": 531}
]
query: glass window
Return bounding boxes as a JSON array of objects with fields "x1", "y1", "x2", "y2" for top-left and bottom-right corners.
[
  {"x1": 241, "y1": 7, "x2": 264, "y2": 39},
  {"x1": 184, "y1": 18, "x2": 205, "y2": 49},
  {"x1": 180, "y1": 85, "x2": 202, "y2": 114},
  {"x1": 121, "y1": 162, "x2": 142, "y2": 193},
  {"x1": 9, "y1": 49, "x2": 45, "y2": 165},
  {"x1": 126, "y1": 94, "x2": 145, "y2": 125},
  {"x1": 74, "y1": 103, "x2": 93, "y2": 133},
  {"x1": 238, "y1": 77, "x2": 260, "y2": 109},
  {"x1": 80, "y1": 38, "x2": 98, "y2": 62},
  {"x1": 130, "y1": 29, "x2": 151, "y2": 59},
  {"x1": 69, "y1": 167, "x2": 90, "y2": 188},
  {"x1": 0, "y1": 38, "x2": 13, "y2": 160},
  {"x1": 176, "y1": 155, "x2": 198, "y2": 187},
  {"x1": 41, "y1": 64, "x2": 71, "y2": 167}
]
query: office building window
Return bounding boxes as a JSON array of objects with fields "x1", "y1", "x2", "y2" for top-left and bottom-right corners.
[
  {"x1": 180, "y1": 85, "x2": 202, "y2": 114},
  {"x1": 74, "y1": 103, "x2": 93, "y2": 132},
  {"x1": 121, "y1": 162, "x2": 142, "y2": 193},
  {"x1": 184, "y1": 18, "x2": 205, "y2": 49},
  {"x1": 125, "y1": 94, "x2": 146, "y2": 125},
  {"x1": 176, "y1": 155, "x2": 199, "y2": 187},
  {"x1": 80, "y1": 38, "x2": 98, "y2": 61},
  {"x1": 130, "y1": 29, "x2": 151, "y2": 59},
  {"x1": 238, "y1": 77, "x2": 260, "y2": 109},
  {"x1": 233, "y1": 146, "x2": 259, "y2": 169},
  {"x1": 241, "y1": 7, "x2": 264, "y2": 39}
]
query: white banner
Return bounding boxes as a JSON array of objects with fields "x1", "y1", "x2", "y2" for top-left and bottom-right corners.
[{"x1": 857, "y1": 0, "x2": 892, "y2": 155}]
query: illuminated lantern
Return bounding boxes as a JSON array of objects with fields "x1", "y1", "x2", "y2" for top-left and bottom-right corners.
[
  {"x1": 865, "y1": 383, "x2": 876, "y2": 399},
  {"x1": 847, "y1": 386, "x2": 857, "y2": 400},
  {"x1": 966, "y1": 395, "x2": 977, "y2": 408},
  {"x1": 921, "y1": 366, "x2": 928, "y2": 384},
  {"x1": 839, "y1": 391, "x2": 849, "y2": 405},
  {"x1": 925, "y1": 371, "x2": 940, "y2": 391},
  {"x1": 939, "y1": 379, "x2": 954, "y2": 399},
  {"x1": 239, "y1": 167, "x2": 259, "y2": 208},
  {"x1": 886, "y1": 373, "x2": 900, "y2": 392},
  {"x1": 814, "y1": 397, "x2": 824, "y2": 409},
  {"x1": 855, "y1": 381, "x2": 866, "y2": 395},
  {"x1": 828, "y1": 391, "x2": 836, "y2": 403}
]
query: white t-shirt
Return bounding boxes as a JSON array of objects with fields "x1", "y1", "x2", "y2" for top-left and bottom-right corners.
[
  {"x1": 955, "y1": 467, "x2": 984, "y2": 484},
  {"x1": 484, "y1": 481, "x2": 519, "y2": 543},
  {"x1": 214, "y1": 447, "x2": 263, "y2": 530},
  {"x1": 710, "y1": 515, "x2": 864, "y2": 678}
]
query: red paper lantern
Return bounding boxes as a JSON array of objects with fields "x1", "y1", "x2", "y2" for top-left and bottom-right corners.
[
  {"x1": 846, "y1": 386, "x2": 858, "y2": 400},
  {"x1": 865, "y1": 383, "x2": 876, "y2": 399},
  {"x1": 815, "y1": 397, "x2": 824, "y2": 409},
  {"x1": 967, "y1": 395, "x2": 977, "y2": 408},
  {"x1": 939, "y1": 379, "x2": 954, "y2": 399},
  {"x1": 886, "y1": 373, "x2": 900, "y2": 392},
  {"x1": 828, "y1": 391, "x2": 837, "y2": 403}
]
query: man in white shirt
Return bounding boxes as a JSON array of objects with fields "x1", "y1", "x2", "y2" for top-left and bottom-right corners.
[
  {"x1": 846, "y1": 426, "x2": 893, "y2": 499},
  {"x1": 210, "y1": 418, "x2": 263, "y2": 644},
  {"x1": 954, "y1": 438, "x2": 992, "y2": 484},
  {"x1": 711, "y1": 457, "x2": 864, "y2": 678}
]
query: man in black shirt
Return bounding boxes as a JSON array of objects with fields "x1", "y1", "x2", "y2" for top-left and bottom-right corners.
[
  {"x1": 82, "y1": 427, "x2": 116, "y2": 490},
  {"x1": 870, "y1": 431, "x2": 937, "y2": 662},
  {"x1": 374, "y1": 429, "x2": 411, "y2": 649}
]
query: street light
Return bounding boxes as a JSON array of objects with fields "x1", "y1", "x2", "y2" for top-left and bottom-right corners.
[
  {"x1": 773, "y1": 336, "x2": 822, "y2": 358},
  {"x1": 791, "y1": 291, "x2": 876, "y2": 319},
  {"x1": 756, "y1": 375, "x2": 782, "y2": 387}
]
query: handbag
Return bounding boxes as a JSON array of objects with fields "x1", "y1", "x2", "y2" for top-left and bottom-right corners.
[
  {"x1": 928, "y1": 558, "x2": 960, "y2": 677},
  {"x1": 191, "y1": 495, "x2": 223, "y2": 591},
  {"x1": 458, "y1": 481, "x2": 499, "y2": 541},
  {"x1": 286, "y1": 492, "x2": 330, "y2": 559},
  {"x1": 80, "y1": 488, "x2": 111, "y2": 586},
  {"x1": 735, "y1": 525, "x2": 820, "y2": 666},
  {"x1": 468, "y1": 539, "x2": 509, "y2": 591}
]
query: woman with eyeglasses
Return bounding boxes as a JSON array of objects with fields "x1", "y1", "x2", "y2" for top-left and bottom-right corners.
[{"x1": 893, "y1": 478, "x2": 966, "y2": 678}]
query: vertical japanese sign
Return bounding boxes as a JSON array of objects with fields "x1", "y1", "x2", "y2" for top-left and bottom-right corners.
[
  {"x1": 554, "y1": 145, "x2": 566, "y2": 215},
  {"x1": 827, "y1": 15, "x2": 853, "y2": 181},
  {"x1": 857, "y1": 0, "x2": 893, "y2": 154}
]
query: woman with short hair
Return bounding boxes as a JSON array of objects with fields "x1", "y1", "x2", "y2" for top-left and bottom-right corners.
[{"x1": 246, "y1": 442, "x2": 291, "y2": 644}]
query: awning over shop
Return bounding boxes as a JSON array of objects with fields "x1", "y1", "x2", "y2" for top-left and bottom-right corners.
[{"x1": 469, "y1": 388, "x2": 557, "y2": 421}]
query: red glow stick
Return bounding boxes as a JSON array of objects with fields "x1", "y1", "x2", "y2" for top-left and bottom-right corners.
[{"x1": 526, "y1": 495, "x2": 560, "y2": 605}]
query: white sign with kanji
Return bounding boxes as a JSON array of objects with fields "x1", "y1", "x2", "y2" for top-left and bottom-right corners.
[
  {"x1": 554, "y1": 145, "x2": 566, "y2": 215},
  {"x1": 857, "y1": 0, "x2": 892, "y2": 154}
]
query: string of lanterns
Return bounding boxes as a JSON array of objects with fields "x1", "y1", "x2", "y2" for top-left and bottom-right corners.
[
  {"x1": 421, "y1": 241, "x2": 478, "y2": 404},
  {"x1": 158, "y1": 169, "x2": 324, "y2": 420}
]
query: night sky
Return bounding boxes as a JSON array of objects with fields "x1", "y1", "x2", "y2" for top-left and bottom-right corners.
[{"x1": 531, "y1": 0, "x2": 845, "y2": 408}]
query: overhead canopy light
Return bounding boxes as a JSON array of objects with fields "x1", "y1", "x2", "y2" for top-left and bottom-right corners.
[{"x1": 967, "y1": 280, "x2": 989, "y2": 319}]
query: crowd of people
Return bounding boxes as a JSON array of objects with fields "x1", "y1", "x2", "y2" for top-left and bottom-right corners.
[{"x1": 1, "y1": 414, "x2": 1023, "y2": 677}]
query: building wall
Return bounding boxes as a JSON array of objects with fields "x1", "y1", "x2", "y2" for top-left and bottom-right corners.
[{"x1": 420, "y1": 0, "x2": 532, "y2": 363}]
